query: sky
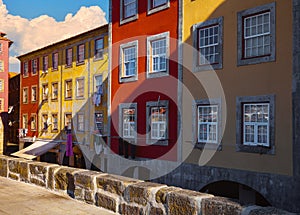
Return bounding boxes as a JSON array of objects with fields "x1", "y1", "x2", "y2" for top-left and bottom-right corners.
[{"x1": 0, "y1": 0, "x2": 109, "y2": 72}]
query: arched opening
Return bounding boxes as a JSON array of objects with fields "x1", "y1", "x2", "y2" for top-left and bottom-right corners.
[{"x1": 200, "y1": 180, "x2": 271, "y2": 207}]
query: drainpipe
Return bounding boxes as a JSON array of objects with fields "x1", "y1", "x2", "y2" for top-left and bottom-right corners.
[{"x1": 88, "y1": 40, "x2": 91, "y2": 146}]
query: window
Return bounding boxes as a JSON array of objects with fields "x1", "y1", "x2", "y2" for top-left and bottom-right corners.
[
  {"x1": 65, "y1": 113, "x2": 72, "y2": 130},
  {"x1": 236, "y1": 95, "x2": 275, "y2": 154},
  {"x1": 0, "y1": 99, "x2": 3, "y2": 111},
  {"x1": 77, "y1": 113, "x2": 85, "y2": 132},
  {"x1": 32, "y1": 59, "x2": 38, "y2": 75},
  {"x1": 146, "y1": 100, "x2": 168, "y2": 145},
  {"x1": 42, "y1": 114, "x2": 48, "y2": 130},
  {"x1": 120, "y1": 0, "x2": 138, "y2": 24},
  {"x1": 237, "y1": 2, "x2": 276, "y2": 66},
  {"x1": 119, "y1": 41, "x2": 138, "y2": 83},
  {"x1": 0, "y1": 61, "x2": 3, "y2": 71},
  {"x1": 77, "y1": 44, "x2": 85, "y2": 64},
  {"x1": 148, "y1": 0, "x2": 169, "y2": 15},
  {"x1": 76, "y1": 78, "x2": 84, "y2": 98},
  {"x1": 31, "y1": 86, "x2": 37, "y2": 102},
  {"x1": 94, "y1": 75, "x2": 103, "y2": 93},
  {"x1": 65, "y1": 79, "x2": 72, "y2": 99},
  {"x1": 22, "y1": 114, "x2": 28, "y2": 129},
  {"x1": 193, "y1": 17, "x2": 223, "y2": 71},
  {"x1": 119, "y1": 103, "x2": 137, "y2": 142},
  {"x1": 23, "y1": 62, "x2": 29, "y2": 77},
  {"x1": 197, "y1": 105, "x2": 218, "y2": 144},
  {"x1": 147, "y1": 32, "x2": 169, "y2": 78},
  {"x1": 95, "y1": 38, "x2": 104, "y2": 59},
  {"x1": 66, "y1": 48, "x2": 73, "y2": 67},
  {"x1": 42, "y1": 55, "x2": 48, "y2": 73},
  {"x1": 23, "y1": 87, "x2": 28, "y2": 104},
  {"x1": 95, "y1": 112, "x2": 104, "y2": 135},
  {"x1": 0, "y1": 79, "x2": 3, "y2": 92},
  {"x1": 52, "y1": 113, "x2": 58, "y2": 131},
  {"x1": 243, "y1": 103, "x2": 270, "y2": 146},
  {"x1": 30, "y1": 114, "x2": 37, "y2": 131},
  {"x1": 0, "y1": 43, "x2": 2, "y2": 52},
  {"x1": 52, "y1": 52, "x2": 59, "y2": 70},
  {"x1": 42, "y1": 84, "x2": 48, "y2": 101},
  {"x1": 51, "y1": 82, "x2": 58, "y2": 100}
]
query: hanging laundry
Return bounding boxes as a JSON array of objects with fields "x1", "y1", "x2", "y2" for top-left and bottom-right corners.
[
  {"x1": 93, "y1": 84, "x2": 103, "y2": 106},
  {"x1": 66, "y1": 133, "x2": 73, "y2": 156}
]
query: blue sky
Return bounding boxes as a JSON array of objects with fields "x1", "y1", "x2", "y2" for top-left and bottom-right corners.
[
  {"x1": 0, "y1": 0, "x2": 108, "y2": 72},
  {"x1": 3, "y1": 0, "x2": 109, "y2": 21}
]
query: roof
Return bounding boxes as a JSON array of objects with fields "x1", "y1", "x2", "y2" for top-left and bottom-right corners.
[
  {"x1": 0, "y1": 34, "x2": 13, "y2": 47},
  {"x1": 17, "y1": 24, "x2": 108, "y2": 59}
]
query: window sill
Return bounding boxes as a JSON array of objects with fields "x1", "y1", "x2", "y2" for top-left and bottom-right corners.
[
  {"x1": 65, "y1": 65, "x2": 72, "y2": 69},
  {"x1": 51, "y1": 99, "x2": 58, "y2": 102},
  {"x1": 120, "y1": 75, "x2": 138, "y2": 83},
  {"x1": 94, "y1": 56, "x2": 104, "y2": 62},
  {"x1": 147, "y1": 139, "x2": 168, "y2": 146},
  {"x1": 76, "y1": 97, "x2": 85, "y2": 100},
  {"x1": 120, "y1": 14, "x2": 138, "y2": 25},
  {"x1": 236, "y1": 144, "x2": 275, "y2": 155},
  {"x1": 147, "y1": 3, "x2": 170, "y2": 15},
  {"x1": 64, "y1": 98, "x2": 72, "y2": 101},
  {"x1": 76, "y1": 62, "x2": 85, "y2": 66},
  {"x1": 147, "y1": 71, "x2": 168, "y2": 79},
  {"x1": 51, "y1": 129, "x2": 59, "y2": 133}
]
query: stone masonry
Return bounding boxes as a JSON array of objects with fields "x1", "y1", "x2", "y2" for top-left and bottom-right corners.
[{"x1": 0, "y1": 155, "x2": 294, "y2": 215}]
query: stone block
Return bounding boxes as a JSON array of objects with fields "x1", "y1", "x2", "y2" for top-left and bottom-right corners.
[
  {"x1": 156, "y1": 186, "x2": 182, "y2": 204},
  {"x1": 95, "y1": 192, "x2": 118, "y2": 212},
  {"x1": 149, "y1": 207, "x2": 165, "y2": 215},
  {"x1": 74, "y1": 170, "x2": 103, "y2": 190},
  {"x1": 29, "y1": 162, "x2": 59, "y2": 187},
  {"x1": 47, "y1": 165, "x2": 62, "y2": 190},
  {"x1": 96, "y1": 174, "x2": 140, "y2": 195},
  {"x1": 7, "y1": 158, "x2": 31, "y2": 181},
  {"x1": 0, "y1": 156, "x2": 7, "y2": 177},
  {"x1": 54, "y1": 167, "x2": 85, "y2": 197},
  {"x1": 201, "y1": 197, "x2": 243, "y2": 215},
  {"x1": 164, "y1": 189, "x2": 214, "y2": 215},
  {"x1": 119, "y1": 203, "x2": 144, "y2": 215},
  {"x1": 125, "y1": 182, "x2": 166, "y2": 206}
]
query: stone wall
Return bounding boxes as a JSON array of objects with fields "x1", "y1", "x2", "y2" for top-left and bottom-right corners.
[{"x1": 0, "y1": 155, "x2": 293, "y2": 215}]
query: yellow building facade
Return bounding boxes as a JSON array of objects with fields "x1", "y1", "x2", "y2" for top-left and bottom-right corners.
[{"x1": 18, "y1": 25, "x2": 109, "y2": 167}]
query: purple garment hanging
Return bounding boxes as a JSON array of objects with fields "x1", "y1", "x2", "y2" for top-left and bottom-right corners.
[{"x1": 66, "y1": 133, "x2": 73, "y2": 156}]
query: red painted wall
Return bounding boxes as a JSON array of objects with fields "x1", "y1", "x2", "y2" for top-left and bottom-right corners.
[
  {"x1": 0, "y1": 38, "x2": 10, "y2": 112},
  {"x1": 20, "y1": 59, "x2": 39, "y2": 138},
  {"x1": 111, "y1": 0, "x2": 179, "y2": 160}
]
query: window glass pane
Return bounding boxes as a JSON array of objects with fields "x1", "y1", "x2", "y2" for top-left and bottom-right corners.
[
  {"x1": 124, "y1": 0, "x2": 136, "y2": 18},
  {"x1": 123, "y1": 46, "x2": 136, "y2": 76}
]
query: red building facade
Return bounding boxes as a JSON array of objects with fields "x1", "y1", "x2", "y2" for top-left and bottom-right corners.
[
  {"x1": 18, "y1": 54, "x2": 39, "y2": 142},
  {"x1": 110, "y1": 0, "x2": 180, "y2": 161},
  {"x1": 0, "y1": 32, "x2": 12, "y2": 113}
]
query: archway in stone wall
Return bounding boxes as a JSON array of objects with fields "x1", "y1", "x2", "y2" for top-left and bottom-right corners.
[{"x1": 200, "y1": 180, "x2": 271, "y2": 207}]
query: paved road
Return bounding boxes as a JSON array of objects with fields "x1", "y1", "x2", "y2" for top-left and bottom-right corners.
[{"x1": 0, "y1": 177, "x2": 116, "y2": 215}]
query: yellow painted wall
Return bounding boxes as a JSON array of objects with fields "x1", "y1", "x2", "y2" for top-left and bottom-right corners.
[{"x1": 182, "y1": 0, "x2": 293, "y2": 175}]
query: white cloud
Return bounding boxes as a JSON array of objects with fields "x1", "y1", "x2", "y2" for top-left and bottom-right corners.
[{"x1": 0, "y1": 2, "x2": 107, "y2": 72}]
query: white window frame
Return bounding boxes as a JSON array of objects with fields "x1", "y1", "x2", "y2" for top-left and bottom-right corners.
[
  {"x1": 243, "y1": 103, "x2": 270, "y2": 147},
  {"x1": 42, "y1": 84, "x2": 48, "y2": 101},
  {"x1": 237, "y1": 2, "x2": 276, "y2": 66},
  {"x1": 77, "y1": 44, "x2": 85, "y2": 64},
  {"x1": 119, "y1": 40, "x2": 138, "y2": 83},
  {"x1": 120, "y1": 0, "x2": 138, "y2": 25},
  {"x1": 52, "y1": 52, "x2": 59, "y2": 70},
  {"x1": 42, "y1": 55, "x2": 48, "y2": 73},
  {"x1": 66, "y1": 48, "x2": 73, "y2": 67},
  {"x1": 0, "y1": 61, "x2": 3, "y2": 71},
  {"x1": 94, "y1": 75, "x2": 103, "y2": 93},
  {"x1": 76, "y1": 77, "x2": 84, "y2": 98},
  {"x1": 22, "y1": 114, "x2": 28, "y2": 129},
  {"x1": 147, "y1": 32, "x2": 169, "y2": 79},
  {"x1": 23, "y1": 87, "x2": 28, "y2": 104},
  {"x1": 32, "y1": 59, "x2": 38, "y2": 75},
  {"x1": 119, "y1": 103, "x2": 137, "y2": 142},
  {"x1": 42, "y1": 113, "x2": 48, "y2": 131},
  {"x1": 77, "y1": 113, "x2": 85, "y2": 132},
  {"x1": 23, "y1": 62, "x2": 29, "y2": 77},
  {"x1": 146, "y1": 100, "x2": 169, "y2": 145},
  {"x1": 0, "y1": 79, "x2": 3, "y2": 92},
  {"x1": 65, "y1": 79, "x2": 72, "y2": 99},
  {"x1": 147, "y1": 0, "x2": 170, "y2": 15},
  {"x1": 30, "y1": 114, "x2": 37, "y2": 131},
  {"x1": 0, "y1": 98, "x2": 4, "y2": 111},
  {"x1": 52, "y1": 113, "x2": 58, "y2": 131},
  {"x1": 197, "y1": 105, "x2": 218, "y2": 144},
  {"x1": 95, "y1": 38, "x2": 104, "y2": 60},
  {"x1": 65, "y1": 113, "x2": 72, "y2": 130},
  {"x1": 31, "y1": 86, "x2": 37, "y2": 102},
  {"x1": 51, "y1": 82, "x2": 58, "y2": 100},
  {"x1": 0, "y1": 43, "x2": 2, "y2": 53}
]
